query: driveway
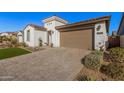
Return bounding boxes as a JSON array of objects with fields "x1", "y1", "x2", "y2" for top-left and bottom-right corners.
[{"x1": 0, "y1": 47, "x2": 90, "y2": 81}]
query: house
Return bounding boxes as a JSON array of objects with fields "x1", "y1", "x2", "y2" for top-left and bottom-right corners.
[
  {"x1": 22, "y1": 16, "x2": 110, "y2": 50},
  {"x1": 0, "y1": 32, "x2": 17, "y2": 40},
  {"x1": 0, "y1": 32, "x2": 9, "y2": 36},
  {"x1": 23, "y1": 24, "x2": 47, "y2": 47},
  {"x1": 23, "y1": 16, "x2": 68, "y2": 47},
  {"x1": 17, "y1": 31, "x2": 23, "y2": 43},
  {"x1": 112, "y1": 31, "x2": 117, "y2": 36},
  {"x1": 0, "y1": 32, "x2": 17, "y2": 45},
  {"x1": 117, "y1": 13, "x2": 124, "y2": 47}
]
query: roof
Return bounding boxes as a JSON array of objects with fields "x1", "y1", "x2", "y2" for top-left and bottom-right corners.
[
  {"x1": 0, "y1": 32, "x2": 17, "y2": 35},
  {"x1": 117, "y1": 13, "x2": 124, "y2": 35},
  {"x1": 42, "y1": 16, "x2": 68, "y2": 24},
  {"x1": 55, "y1": 16, "x2": 111, "y2": 32},
  {"x1": 28, "y1": 24, "x2": 47, "y2": 31}
]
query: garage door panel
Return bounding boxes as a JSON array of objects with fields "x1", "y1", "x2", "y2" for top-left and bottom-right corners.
[{"x1": 60, "y1": 29, "x2": 93, "y2": 50}]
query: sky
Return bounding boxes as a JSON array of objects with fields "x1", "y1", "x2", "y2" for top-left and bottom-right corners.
[{"x1": 0, "y1": 12, "x2": 123, "y2": 35}]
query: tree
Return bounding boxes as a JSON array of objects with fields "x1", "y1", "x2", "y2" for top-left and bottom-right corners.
[{"x1": 11, "y1": 36, "x2": 17, "y2": 47}]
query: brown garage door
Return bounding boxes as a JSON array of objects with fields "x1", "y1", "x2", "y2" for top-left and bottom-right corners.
[{"x1": 60, "y1": 29, "x2": 94, "y2": 50}]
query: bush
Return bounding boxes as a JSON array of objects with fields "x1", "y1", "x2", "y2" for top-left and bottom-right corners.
[
  {"x1": 20, "y1": 42, "x2": 27, "y2": 47},
  {"x1": 39, "y1": 38, "x2": 43, "y2": 46},
  {"x1": 11, "y1": 37, "x2": 17, "y2": 47},
  {"x1": 109, "y1": 47, "x2": 124, "y2": 63},
  {"x1": 76, "y1": 74, "x2": 96, "y2": 81},
  {"x1": 83, "y1": 51, "x2": 103, "y2": 71},
  {"x1": 101, "y1": 63, "x2": 124, "y2": 80},
  {"x1": 91, "y1": 50, "x2": 103, "y2": 56}
]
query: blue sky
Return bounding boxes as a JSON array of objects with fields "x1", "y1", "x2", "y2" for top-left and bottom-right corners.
[{"x1": 0, "y1": 12, "x2": 123, "y2": 35}]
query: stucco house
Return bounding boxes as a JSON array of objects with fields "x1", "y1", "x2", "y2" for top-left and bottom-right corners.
[
  {"x1": 0, "y1": 32, "x2": 9, "y2": 36},
  {"x1": 19, "y1": 16, "x2": 110, "y2": 50},
  {"x1": 17, "y1": 31, "x2": 23, "y2": 43},
  {"x1": 23, "y1": 24, "x2": 47, "y2": 47},
  {"x1": 0, "y1": 32, "x2": 17, "y2": 38},
  {"x1": 117, "y1": 13, "x2": 124, "y2": 47}
]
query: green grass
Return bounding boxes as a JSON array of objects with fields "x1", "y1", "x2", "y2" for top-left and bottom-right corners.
[{"x1": 0, "y1": 48, "x2": 31, "y2": 60}]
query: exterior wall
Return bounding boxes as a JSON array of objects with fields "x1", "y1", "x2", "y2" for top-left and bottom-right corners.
[
  {"x1": 60, "y1": 29, "x2": 93, "y2": 50},
  {"x1": 24, "y1": 25, "x2": 47, "y2": 47},
  {"x1": 17, "y1": 32, "x2": 23, "y2": 43},
  {"x1": 120, "y1": 35, "x2": 124, "y2": 47},
  {"x1": 24, "y1": 26, "x2": 35, "y2": 47},
  {"x1": 34, "y1": 30, "x2": 47, "y2": 46},
  {"x1": 94, "y1": 21, "x2": 108, "y2": 50},
  {"x1": 44, "y1": 20, "x2": 65, "y2": 47}
]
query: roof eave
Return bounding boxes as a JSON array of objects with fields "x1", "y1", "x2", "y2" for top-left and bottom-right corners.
[
  {"x1": 56, "y1": 16, "x2": 111, "y2": 30},
  {"x1": 117, "y1": 13, "x2": 124, "y2": 35}
]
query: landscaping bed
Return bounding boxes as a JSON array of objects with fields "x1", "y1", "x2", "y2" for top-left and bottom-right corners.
[
  {"x1": 75, "y1": 47, "x2": 124, "y2": 81},
  {"x1": 0, "y1": 48, "x2": 31, "y2": 60},
  {"x1": 23, "y1": 46, "x2": 46, "y2": 52},
  {"x1": 74, "y1": 66, "x2": 113, "y2": 81}
]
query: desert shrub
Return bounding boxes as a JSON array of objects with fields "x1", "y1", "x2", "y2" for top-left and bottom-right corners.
[
  {"x1": 91, "y1": 50, "x2": 103, "y2": 56},
  {"x1": 100, "y1": 63, "x2": 124, "y2": 80},
  {"x1": 20, "y1": 42, "x2": 27, "y2": 47},
  {"x1": 83, "y1": 51, "x2": 103, "y2": 71},
  {"x1": 109, "y1": 47, "x2": 124, "y2": 63},
  {"x1": 76, "y1": 74, "x2": 96, "y2": 81},
  {"x1": 39, "y1": 38, "x2": 43, "y2": 46},
  {"x1": 0, "y1": 36, "x2": 2, "y2": 43}
]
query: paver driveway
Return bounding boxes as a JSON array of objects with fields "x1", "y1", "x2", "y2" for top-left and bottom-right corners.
[{"x1": 0, "y1": 47, "x2": 90, "y2": 81}]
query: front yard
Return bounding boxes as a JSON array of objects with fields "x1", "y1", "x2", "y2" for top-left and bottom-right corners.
[
  {"x1": 0, "y1": 48, "x2": 31, "y2": 60},
  {"x1": 75, "y1": 47, "x2": 124, "y2": 81}
]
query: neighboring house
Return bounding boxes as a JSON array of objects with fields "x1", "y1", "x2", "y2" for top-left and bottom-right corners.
[
  {"x1": 17, "y1": 31, "x2": 23, "y2": 43},
  {"x1": 0, "y1": 32, "x2": 17, "y2": 38},
  {"x1": 112, "y1": 31, "x2": 117, "y2": 36},
  {"x1": 23, "y1": 16, "x2": 110, "y2": 50},
  {"x1": 0, "y1": 32, "x2": 9, "y2": 36},
  {"x1": 117, "y1": 13, "x2": 124, "y2": 47}
]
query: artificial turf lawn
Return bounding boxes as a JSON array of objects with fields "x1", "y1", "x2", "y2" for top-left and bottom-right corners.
[{"x1": 0, "y1": 48, "x2": 31, "y2": 60}]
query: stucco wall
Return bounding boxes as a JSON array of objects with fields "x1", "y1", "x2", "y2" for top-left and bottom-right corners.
[
  {"x1": 24, "y1": 26, "x2": 35, "y2": 47},
  {"x1": 17, "y1": 32, "x2": 23, "y2": 43},
  {"x1": 94, "y1": 21, "x2": 108, "y2": 50},
  {"x1": 44, "y1": 20, "x2": 65, "y2": 47},
  {"x1": 24, "y1": 25, "x2": 48, "y2": 47},
  {"x1": 34, "y1": 30, "x2": 47, "y2": 47},
  {"x1": 120, "y1": 35, "x2": 124, "y2": 47}
]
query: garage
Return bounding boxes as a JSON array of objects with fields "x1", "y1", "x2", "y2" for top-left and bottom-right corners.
[
  {"x1": 60, "y1": 28, "x2": 94, "y2": 50},
  {"x1": 55, "y1": 16, "x2": 110, "y2": 50}
]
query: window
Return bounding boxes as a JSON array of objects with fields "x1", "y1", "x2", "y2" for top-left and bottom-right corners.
[
  {"x1": 96, "y1": 25, "x2": 101, "y2": 31},
  {"x1": 27, "y1": 30, "x2": 30, "y2": 41},
  {"x1": 97, "y1": 32, "x2": 103, "y2": 34},
  {"x1": 47, "y1": 22, "x2": 52, "y2": 25}
]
